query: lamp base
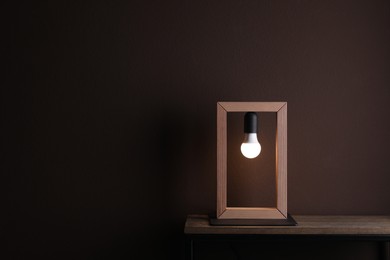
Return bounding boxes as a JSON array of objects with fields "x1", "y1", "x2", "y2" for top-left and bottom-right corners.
[{"x1": 209, "y1": 213, "x2": 297, "y2": 226}]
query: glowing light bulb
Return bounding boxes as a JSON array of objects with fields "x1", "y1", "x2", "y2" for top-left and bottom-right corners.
[
  {"x1": 241, "y1": 133, "x2": 261, "y2": 159},
  {"x1": 241, "y1": 112, "x2": 261, "y2": 159}
]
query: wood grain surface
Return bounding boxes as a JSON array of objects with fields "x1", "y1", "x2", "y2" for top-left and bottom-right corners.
[{"x1": 184, "y1": 215, "x2": 390, "y2": 235}]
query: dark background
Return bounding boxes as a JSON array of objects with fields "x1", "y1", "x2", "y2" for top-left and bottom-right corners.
[{"x1": 2, "y1": 0, "x2": 390, "y2": 259}]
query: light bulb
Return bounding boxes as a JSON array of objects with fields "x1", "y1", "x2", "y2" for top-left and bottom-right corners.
[
  {"x1": 241, "y1": 133, "x2": 261, "y2": 159},
  {"x1": 241, "y1": 112, "x2": 261, "y2": 159}
]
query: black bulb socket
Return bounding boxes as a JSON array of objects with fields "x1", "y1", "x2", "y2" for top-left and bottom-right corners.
[{"x1": 244, "y1": 112, "x2": 258, "y2": 133}]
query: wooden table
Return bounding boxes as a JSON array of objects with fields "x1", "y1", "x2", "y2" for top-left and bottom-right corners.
[{"x1": 184, "y1": 215, "x2": 390, "y2": 260}]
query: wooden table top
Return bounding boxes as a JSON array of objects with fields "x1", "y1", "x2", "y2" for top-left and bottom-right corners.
[{"x1": 185, "y1": 215, "x2": 390, "y2": 236}]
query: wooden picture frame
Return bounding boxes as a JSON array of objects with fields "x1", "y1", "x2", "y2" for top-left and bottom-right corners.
[{"x1": 217, "y1": 102, "x2": 288, "y2": 219}]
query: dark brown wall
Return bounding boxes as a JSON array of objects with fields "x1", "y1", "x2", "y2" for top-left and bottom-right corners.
[{"x1": 3, "y1": 0, "x2": 390, "y2": 259}]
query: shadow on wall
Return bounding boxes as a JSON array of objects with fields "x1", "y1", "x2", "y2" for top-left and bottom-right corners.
[{"x1": 103, "y1": 105, "x2": 214, "y2": 259}]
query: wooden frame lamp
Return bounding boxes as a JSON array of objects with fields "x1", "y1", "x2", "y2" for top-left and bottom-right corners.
[{"x1": 210, "y1": 102, "x2": 296, "y2": 226}]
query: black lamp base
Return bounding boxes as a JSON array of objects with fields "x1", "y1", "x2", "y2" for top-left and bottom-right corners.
[{"x1": 209, "y1": 213, "x2": 297, "y2": 226}]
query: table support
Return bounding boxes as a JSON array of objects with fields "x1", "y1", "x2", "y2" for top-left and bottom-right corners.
[
  {"x1": 382, "y1": 241, "x2": 389, "y2": 260},
  {"x1": 185, "y1": 236, "x2": 193, "y2": 260}
]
